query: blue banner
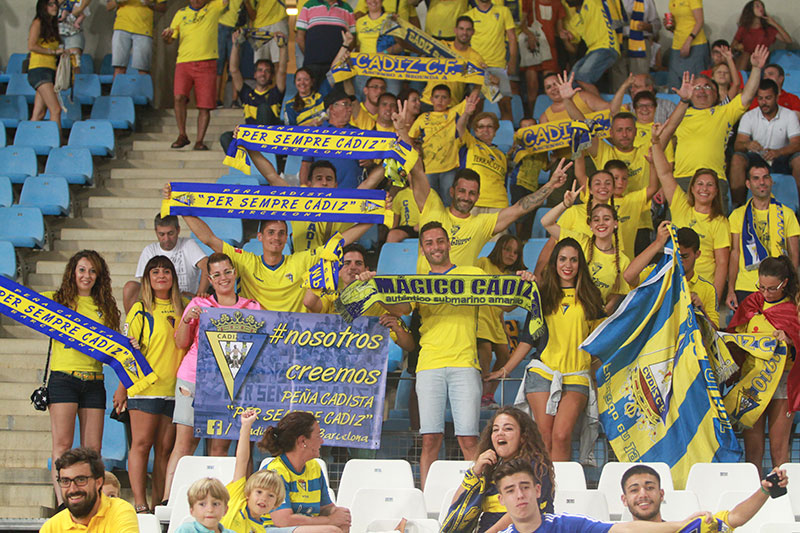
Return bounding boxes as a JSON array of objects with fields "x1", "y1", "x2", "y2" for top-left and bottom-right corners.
[{"x1": 194, "y1": 308, "x2": 390, "y2": 449}]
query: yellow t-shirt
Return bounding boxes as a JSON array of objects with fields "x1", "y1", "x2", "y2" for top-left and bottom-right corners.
[
  {"x1": 421, "y1": 43, "x2": 485, "y2": 105},
  {"x1": 355, "y1": 0, "x2": 412, "y2": 20},
  {"x1": 356, "y1": 12, "x2": 388, "y2": 54},
  {"x1": 529, "y1": 288, "x2": 593, "y2": 386},
  {"x1": 45, "y1": 293, "x2": 107, "y2": 374},
  {"x1": 563, "y1": 229, "x2": 631, "y2": 301},
  {"x1": 668, "y1": 187, "x2": 731, "y2": 284},
  {"x1": 466, "y1": 4, "x2": 515, "y2": 68},
  {"x1": 352, "y1": 102, "x2": 377, "y2": 130},
  {"x1": 573, "y1": 0, "x2": 620, "y2": 53},
  {"x1": 674, "y1": 95, "x2": 747, "y2": 181},
  {"x1": 634, "y1": 120, "x2": 652, "y2": 148},
  {"x1": 223, "y1": 242, "x2": 316, "y2": 312},
  {"x1": 40, "y1": 494, "x2": 139, "y2": 533},
  {"x1": 29, "y1": 38, "x2": 59, "y2": 70},
  {"x1": 476, "y1": 258, "x2": 508, "y2": 344},
  {"x1": 514, "y1": 152, "x2": 547, "y2": 192},
  {"x1": 669, "y1": 0, "x2": 707, "y2": 50},
  {"x1": 219, "y1": 0, "x2": 245, "y2": 27},
  {"x1": 735, "y1": 297, "x2": 794, "y2": 373},
  {"x1": 461, "y1": 132, "x2": 508, "y2": 209},
  {"x1": 687, "y1": 270, "x2": 719, "y2": 327},
  {"x1": 417, "y1": 189, "x2": 499, "y2": 273},
  {"x1": 729, "y1": 203, "x2": 800, "y2": 292},
  {"x1": 409, "y1": 100, "x2": 467, "y2": 174},
  {"x1": 290, "y1": 221, "x2": 354, "y2": 252},
  {"x1": 418, "y1": 265, "x2": 485, "y2": 371},
  {"x1": 254, "y1": 0, "x2": 288, "y2": 27},
  {"x1": 221, "y1": 477, "x2": 270, "y2": 532},
  {"x1": 392, "y1": 187, "x2": 421, "y2": 228},
  {"x1": 114, "y1": 0, "x2": 168, "y2": 37},
  {"x1": 170, "y1": 0, "x2": 228, "y2": 64},
  {"x1": 425, "y1": 0, "x2": 469, "y2": 38},
  {"x1": 124, "y1": 299, "x2": 185, "y2": 398},
  {"x1": 592, "y1": 141, "x2": 650, "y2": 194}
]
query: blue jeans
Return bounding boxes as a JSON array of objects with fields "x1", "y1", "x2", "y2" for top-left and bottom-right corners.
[
  {"x1": 667, "y1": 43, "x2": 710, "y2": 89},
  {"x1": 217, "y1": 24, "x2": 235, "y2": 75},
  {"x1": 572, "y1": 48, "x2": 619, "y2": 84},
  {"x1": 428, "y1": 169, "x2": 457, "y2": 206}
]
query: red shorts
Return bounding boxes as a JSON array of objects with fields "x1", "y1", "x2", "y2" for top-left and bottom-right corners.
[{"x1": 174, "y1": 59, "x2": 216, "y2": 109}]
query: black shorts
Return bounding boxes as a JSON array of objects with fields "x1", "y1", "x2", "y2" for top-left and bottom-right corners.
[
  {"x1": 393, "y1": 226, "x2": 418, "y2": 239},
  {"x1": 48, "y1": 371, "x2": 106, "y2": 409},
  {"x1": 28, "y1": 67, "x2": 55, "y2": 90}
]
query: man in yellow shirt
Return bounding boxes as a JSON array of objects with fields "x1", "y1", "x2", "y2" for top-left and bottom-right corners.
[
  {"x1": 564, "y1": 0, "x2": 620, "y2": 95},
  {"x1": 727, "y1": 161, "x2": 800, "y2": 312},
  {"x1": 162, "y1": 0, "x2": 229, "y2": 151},
  {"x1": 41, "y1": 448, "x2": 138, "y2": 533},
  {"x1": 107, "y1": 0, "x2": 167, "y2": 76},
  {"x1": 467, "y1": 0, "x2": 517, "y2": 120}
]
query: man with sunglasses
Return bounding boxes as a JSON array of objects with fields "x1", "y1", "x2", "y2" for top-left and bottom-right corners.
[{"x1": 42, "y1": 447, "x2": 138, "y2": 532}]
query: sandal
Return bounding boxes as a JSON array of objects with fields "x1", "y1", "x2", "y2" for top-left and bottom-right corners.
[
  {"x1": 171, "y1": 134, "x2": 190, "y2": 149},
  {"x1": 135, "y1": 504, "x2": 151, "y2": 514},
  {"x1": 193, "y1": 142, "x2": 209, "y2": 151}
]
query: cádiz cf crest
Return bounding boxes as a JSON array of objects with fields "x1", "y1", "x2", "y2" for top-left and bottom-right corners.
[{"x1": 205, "y1": 311, "x2": 266, "y2": 401}]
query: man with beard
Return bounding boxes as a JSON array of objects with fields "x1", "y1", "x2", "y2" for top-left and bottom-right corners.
[
  {"x1": 41, "y1": 447, "x2": 138, "y2": 532},
  {"x1": 620, "y1": 464, "x2": 788, "y2": 530}
]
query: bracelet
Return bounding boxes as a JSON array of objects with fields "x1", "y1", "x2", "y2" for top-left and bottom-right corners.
[
  {"x1": 689, "y1": 32, "x2": 696, "y2": 39},
  {"x1": 680, "y1": 98, "x2": 691, "y2": 104},
  {"x1": 501, "y1": 367, "x2": 508, "y2": 378},
  {"x1": 761, "y1": 486, "x2": 770, "y2": 496}
]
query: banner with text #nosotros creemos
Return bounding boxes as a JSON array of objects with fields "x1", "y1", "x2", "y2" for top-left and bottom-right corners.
[
  {"x1": 0, "y1": 276, "x2": 157, "y2": 395},
  {"x1": 330, "y1": 53, "x2": 485, "y2": 86},
  {"x1": 194, "y1": 308, "x2": 389, "y2": 449},
  {"x1": 514, "y1": 110, "x2": 612, "y2": 153},
  {"x1": 162, "y1": 182, "x2": 394, "y2": 226}
]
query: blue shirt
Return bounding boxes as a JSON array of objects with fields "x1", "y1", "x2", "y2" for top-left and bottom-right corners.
[
  {"x1": 175, "y1": 521, "x2": 236, "y2": 533},
  {"x1": 302, "y1": 122, "x2": 363, "y2": 189},
  {"x1": 499, "y1": 514, "x2": 613, "y2": 533}
]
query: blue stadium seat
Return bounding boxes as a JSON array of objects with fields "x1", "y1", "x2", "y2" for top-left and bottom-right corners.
[
  {"x1": 0, "y1": 125, "x2": 5, "y2": 148},
  {"x1": 68, "y1": 120, "x2": 115, "y2": 156},
  {"x1": 202, "y1": 217, "x2": 243, "y2": 246},
  {"x1": 511, "y1": 94, "x2": 524, "y2": 127},
  {"x1": 0, "y1": 207, "x2": 45, "y2": 247},
  {"x1": 90, "y1": 96, "x2": 135, "y2": 129},
  {"x1": 71, "y1": 74, "x2": 102, "y2": 105},
  {"x1": 284, "y1": 155, "x2": 303, "y2": 179},
  {"x1": 0, "y1": 54, "x2": 27, "y2": 83},
  {"x1": 0, "y1": 241, "x2": 16, "y2": 279},
  {"x1": 495, "y1": 120, "x2": 514, "y2": 153},
  {"x1": 746, "y1": 173, "x2": 799, "y2": 213},
  {"x1": 358, "y1": 224, "x2": 380, "y2": 250},
  {"x1": 377, "y1": 240, "x2": 418, "y2": 275},
  {"x1": 0, "y1": 146, "x2": 37, "y2": 184},
  {"x1": 217, "y1": 174, "x2": 262, "y2": 186},
  {"x1": 20, "y1": 176, "x2": 70, "y2": 216},
  {"x1": 191, "y1": 235, "x2": 214, "y2": 256},
  {"x1": 522, "y1": 238, "x2": 548, "y2": 268},
  {"x1": 658, "y1": 93, "x2": 680, "y2": 104},
  {"x1": 100, "y1": 365, "x2": 128, "y2": 470},
  {"x1": 0, "y1": 95, "x2": 28, "y2": 128},
  {"x1": 483, "y1": 99, "x2": 501, "y2": 117},
  {"x1": 6, "y1": 74, "x2": 36, "y2": 104},
  {"x1": 13, "y1": 121, "x2": 60, "y2": 155},
  {"x1": 651, "y1": 71, "x2": 669, "y2": 88},
  {"x1": 533, "y1": 95, "x2": 553, "y2": 120},
  {"x1": 0, "y1": 177, "x2": 12, "y2": 207},
  {"x1": 98, "y1": 53, "x2": 114, "y2": 84},
  {"x1": 49, "y1": 97, "x2": 82, "y2": 129},
  {"x1": 42, "y1": 147, "x2": 94, "y2": 185},
  {"x1": 110, "y1": 73, "x2": 153, "y2": 105},
  {"x1": 79, "y1": 53, "x2": 94, "y2": 74},
  {"x1": 531, "y1": 209, "x2": 550, "y2": 239}
]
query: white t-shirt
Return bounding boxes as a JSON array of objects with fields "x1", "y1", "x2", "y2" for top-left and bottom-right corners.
[
  {"x1": 134, "y1": 237, "x2": 207, "y2": 294},
  {"x1": 739, "y1": 105, "x2": 800, "y2": 150}
]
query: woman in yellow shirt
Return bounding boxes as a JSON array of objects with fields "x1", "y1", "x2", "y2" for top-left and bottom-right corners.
[
  {"x1": 488, "y1": 238, "x2": 604, "y2": 460},
  {"x1": 28, "y1": 0, "x2": 66, "y2": 131},
  {"x1": 354, "y1": 0, "x2": 402, "y2": 95},
  {"x1": 727, "y1": 256, "x2": 800, "y2": 472},
  {"x1": 113, "y1": 256, "x2": 185, "y2": 513},
  {"x1": 46, "y1": 250, "x2": 121, "y2": 505},
  {"x1": 477, "y1": 235, "x2": 526, "y2": 408},
  {"x1": 666, "y1": 0, "x2": 709, "y2": 89},
  {"x1": 652, "y1": 126, "x2": 730, "y2": 301}
]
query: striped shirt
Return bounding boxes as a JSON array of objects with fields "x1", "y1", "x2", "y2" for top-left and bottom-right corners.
[{"x1": 296, "y1": 0, "x2": 355, "y2": 65}]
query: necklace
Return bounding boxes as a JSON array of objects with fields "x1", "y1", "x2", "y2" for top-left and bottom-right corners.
[{"x1": 596, "y1": 243, "x2": 614, "y2": 252}]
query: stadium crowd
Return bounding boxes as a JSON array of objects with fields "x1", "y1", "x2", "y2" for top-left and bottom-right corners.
[{"x1": 13, "y1": 0, "x2": 800, "y2": 530}]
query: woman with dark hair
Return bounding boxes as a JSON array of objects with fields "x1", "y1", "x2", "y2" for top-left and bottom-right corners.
[
  {"x1": 445, "y1": 406, "x2": 554, "y2": 533},
  {"x1": 733, "y1": 1, "x2": 791, "y2": 70},
  {"x1": 113, "y1": 256, "x2": 185, "y2": 513},
  {"x1": 163, "y1": 252, "x2": 262, "y2": 504},
  {"x1": 728, "y1": 255, "x2": 800, "y2": 471},
  {"x1": 28, "y1": 0, "x2": 66, "y2": 130},
  {"x1": 488, "y1": 239, "x2": 604, "y2": 460},
  {"x1": 45, "y1": 250, "x2": 121, "y2": 504},
  {"x1": 477, "y1": 235, "x2": 526, "y2": 408},
  {"x1": 258, "y1": 412, "x2": 350, "y2": 532},
  {"x1": 283, "y1": 68, "x2": 327, "y2": 126}
]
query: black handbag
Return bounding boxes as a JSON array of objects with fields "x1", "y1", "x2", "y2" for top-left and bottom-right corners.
[{"x1": 30, "y1": 340, "x2": 52, "y2": 411}]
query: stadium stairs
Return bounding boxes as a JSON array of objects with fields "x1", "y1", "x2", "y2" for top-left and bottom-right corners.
[{"x1": 0, "y1": 108, "x2": 242, "y2": 519}]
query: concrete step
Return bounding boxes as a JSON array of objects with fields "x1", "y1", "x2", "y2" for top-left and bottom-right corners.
[
  {"x1": 0, "y1": 468, "x2": 51, "y2": 485},
  {"x1": 0, "y1": 326, "x2": 47, "y2": 339},
  {"x1": 0, "y1": 367, "x2": 43, "y2": 383},
  {"x1": 126, "y1": 149, "x2": 224, "y2": 161},
  {"x1": 53, "y1": 240, "x2": 153, "y2": 253},
  {"x1": 0, "y1": 383, "x2": 47, "y2": 400},
  {"x1": 0, "y1": 355, "x2": 47, "y2": 371},
  {"x1": 111, "y1": 178, "x2": 217, "y2": 189},
  {"x1": 109, "y1": 167, "x2": 227, "y2": 179},
  {"x1": 147, "y1": 108, "x2": 243, "y2": 120},
  {"x1": 0, "y1": 483, "x2": 54, "y2": 507},
  {"x1": 0, "y1": 431, "x2": 51, "y2": 452},
  {"x1": 87, "y1": 197, "x2": 161, "y2": 209},
  {"x1": 0, "y1": 339, "x2": 50, "y2": 355},
  {"x1": 0, "y1": 506, "x2": 49, "y2": 519},
  {"x1": 92, "y1": 187, "x2": 164, "y2": 198},
  {"x1": 58, "y1": 228, "x2": 154, "y2": 241},
  {"x1": 0, "y1": 415, "x2": 51, "y2": 432},
  {"x1": 43, "y1": 218, "x2": 154, "y2": 231},
  {"x1": 37, "y1": 259, "x2": 138, "y2": 275},
  {"x1": 82, "y1": 207, "x2": 163, "y2": 220},
  {"x1": 30, "y1": 249, "x2": 144, "y2": 265},
  {"x1": 29, "y1": 273, "x2": 134, "y2": 289},
  {"x1": 0, "y1": 450, "x2": 52, "y2": 469},
  {"x1": 140, "y1": 124, "x2": 235, "y2": 135},
  {"x1": 99, "y1": 158, "x2": 228, "y2": 169},
  {"x1": 132, "y1": 140, "x2": 225, "y2": 152}
]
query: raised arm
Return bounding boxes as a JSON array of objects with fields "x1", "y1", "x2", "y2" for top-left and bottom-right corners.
[
  {"x1": 741, "y1": 45, "x2": 769, "y2": 108},
  {"x1": 456, "y1": 91, "x2": 480, "y2": 139},
  {"x1": 303, "y1": 289, "x2": 324, "y2": 313},
  {"x1": 539, "y1": 179, "x2": 582, "y2": 240},
  {"x1": 494, "y1": 158, "x2": 572, "y2": 234},
  {"x1": 765, "y1": 13, "x2": 793, "y2": 43},
  {"x1": 162, "y1": 183, "x2": 224, "y2": 252},
  {"x1": 727, "y1": 468, "x2": 788, "y2": 528},
  {"x1": 229, "y1": 30, "x2": 245, "y2": 94},
  {"x1": 650, "y1": 124, "x2": 678, "y2": 203},
  {"x1": 246, "y1": 146, "x2": 289, "y2": 186},
  {"x1": 624, "y1": 220, "x2": 670, "y2": 285},
  {"x1": 393, "y1": 101, "x2": 430, "y2": 212},
  {"x1": 555, "y1": 71, "x2": 600, "y2": 158},
  {"x1": 233, "y1": 410, "x2": 258, "y2": 483},
  {"x1": 656, "y1": 72, "x2": 693, "y2": 146},
  {"x1": 722, "y1": 46, "x2": 740, "y2": 98},
  {"x1": 611, "y1": 73, "x2": 634, "y2": 116},
  {"x1": 275, "y1": 32, "x2": 288, "y2": 94}
]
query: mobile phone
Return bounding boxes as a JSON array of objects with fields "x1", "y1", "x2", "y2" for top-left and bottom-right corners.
[{"x1": 765, "y1": 472, "x2": 787, "y2": 498}]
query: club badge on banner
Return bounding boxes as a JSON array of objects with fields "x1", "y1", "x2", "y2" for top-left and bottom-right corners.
[
  {"x1": 194, "y1": 308, "x2": 389, "y2": 448},
  {"x1": 514, "y1": 110, "x2": 612, "y2": 154}
]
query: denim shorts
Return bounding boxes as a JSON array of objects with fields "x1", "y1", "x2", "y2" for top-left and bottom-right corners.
[
  {"x1": 416, "y1": 367, "x2": 481, "y2": 436},
  {"x1": 524, "y1": 371, "x2": 589, "y2": 397},
  {"x1": 572, "y1": 48, "x2": 619, "y2": 84},
  {"x1": 112, "y1": 29, "x2": 153, "y2": 72},
  {"x1": 735, "y1": 150, "x2": 800, "y2": 175},
  {"x1": 217, "y1": 23, "x2": 235, "y2": 75},
  {"x1": 28, "y1": 67, "x2": 55, "y2": 90},
  {"x1": 172, "y1": 378, "x2": 195, "y2": 427},
  {"x1": 48, "y1": 370, "x2": 106, "y2": 409},
  {"x1": 128, "y1": 397, "x2": 175, "y2": 417}
]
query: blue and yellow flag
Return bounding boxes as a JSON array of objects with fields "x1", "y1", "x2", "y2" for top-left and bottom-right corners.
[
  {"x1": 514, "y1": 110, "x2": 612, "y2": 154},
  {"x1": 580, "y1": 230, "x2": 741, "y2": 489}
]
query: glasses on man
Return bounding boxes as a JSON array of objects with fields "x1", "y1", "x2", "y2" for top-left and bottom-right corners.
[
  {"x1": 332, "y1": 101, "x2": 352, "y2": 107},
  {"x1": 756, "y1": 280, "x2": 786, "y2": 293},
  {"x1": 693, "y1": 84, "x2": 714, "y2": 92},
  {"x1": 58, "y1": 476, "x2": 91, "y2": 488},
  {"x1": 209, "y1": 269, "x2": 235, "y2": 280}
]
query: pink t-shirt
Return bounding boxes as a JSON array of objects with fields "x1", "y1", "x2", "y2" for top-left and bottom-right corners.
[{"x1": 175, "y1": 295, "x2": 262, "y2": 383}]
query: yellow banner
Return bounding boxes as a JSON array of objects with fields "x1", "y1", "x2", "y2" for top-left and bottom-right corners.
[{"x1": 515, "y1": 110, "x2": 612, "y2": 153}]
